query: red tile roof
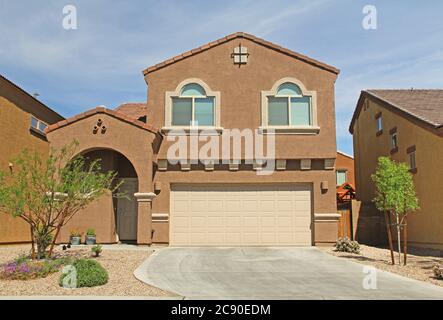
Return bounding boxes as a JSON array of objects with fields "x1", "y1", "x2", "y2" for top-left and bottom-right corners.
[
  {"x1": 350, "y1": 89, "x2": 443, "y2": 135},
  {"x1": 45, "y1": 106, "x2": 158, "y2": 134},
  {"x1": 115, "y1": 102, "x2": 147, "y2": 120},
  {"x1": 142, "y1": 32, "x2": 340, "y2": 76}
]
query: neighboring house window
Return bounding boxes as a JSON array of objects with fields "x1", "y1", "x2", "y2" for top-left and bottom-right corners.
[
  {"x1": 391, "y1": 132, "x2": 398, "y2": 148},
  {"x1": 409, "y1": 151, "x2": 416, "y2": 170},
  {"x1": 30, "y1": 116, "x2": 48, "y2": 134},
  {"x1": 376, "y1": 113, "x2": 382, "y2": 133},
  {"x1": 164, "y1": 79, "x2": 221, "y2": 131},
  {"x1": 336, "y1": 170, "x2": 347, "y2": 186},
  {"x1": 261, "y1": 77, "x2": 318, "y2": 134}
]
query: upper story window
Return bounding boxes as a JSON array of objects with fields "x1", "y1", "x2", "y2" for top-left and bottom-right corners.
[
  {"x1": 375, "y1": 112, "x2": 382, "y2": 134},
  {"x1": 172, "y1": 84, "x2": 214, "y2": 126},
  {"x1": 407, "y1": 146, "x2": 417, "y2": 173},
  {"x1": 260, "y1": 77, "x2": 318, "y2": 134},
  {"x1": 391, "y1": 132, "x2": 398, "y2": 149},
  {"x1": 164, "y1": 79, "x2": 221, "y2": 132},
  {"x1": 30, "y1": 116, "x2": 48, "y2": 134},
  {"x1": 268, "y1": 83, "x2": 311, "y2": 126},
  {"x1": 409, "y1": 151, "x2": 417, "y2": 172}
]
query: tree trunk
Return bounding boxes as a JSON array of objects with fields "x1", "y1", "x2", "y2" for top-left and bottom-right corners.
[
  {"x1": 30, "y1": 225, "x2": 36, "y2": 260},
  {"x1": 403, "y1": 217, "x2": 408, "y2": 266},
  {"x1": 48, "y1": 224, "x2": 63, "y2": 258},
  {"x1": 384, "y1": 211, "x2": 395, "y2": 265},
  {"x1": 395, "y1": 213, "x2": 402, "y2": 265}
]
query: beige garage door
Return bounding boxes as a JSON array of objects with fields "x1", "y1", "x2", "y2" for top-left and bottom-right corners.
[{"x1": 170, "y1": 184, "x2": 312, "y2": 246}]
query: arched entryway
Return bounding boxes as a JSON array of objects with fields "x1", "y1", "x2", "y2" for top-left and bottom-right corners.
[{"x1": 82, "y1": 148, "x2": 139, "y2": 243}]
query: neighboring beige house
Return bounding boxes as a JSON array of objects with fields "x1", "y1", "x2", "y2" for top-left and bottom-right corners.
[
  {"x1": 350, "y1": 89, "x2": 443, "y2": 249},
  {"x1": 0, "y1": 74, "x2": 64, "y2": 243},
  {"x1": 47, "y1": 32, "x2": 341, "y2": 247}
]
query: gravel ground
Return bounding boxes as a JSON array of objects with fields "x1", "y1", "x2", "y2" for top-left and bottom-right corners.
[
  {"x1": 0, "y1": 245, "x2": 175, "y2": 297},
  {"x1": 320, "y1": 244, "x2": 443, "y2": 287}
]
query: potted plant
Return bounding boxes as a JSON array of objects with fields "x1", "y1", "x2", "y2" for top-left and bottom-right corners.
[
  {"x1": 85, "y1": 228, "x2": 96, "y2": 245},
  {"x1": 70, "y1": 229, "x2": 82, "y2": 246}
]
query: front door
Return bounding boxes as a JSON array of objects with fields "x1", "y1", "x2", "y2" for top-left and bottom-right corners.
[{"x1": 117, "y1": 178, "x2": 138, "y2": 241}]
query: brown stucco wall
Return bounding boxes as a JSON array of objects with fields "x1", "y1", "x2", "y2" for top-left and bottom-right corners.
[
  {"x1": 58, "y1": 192, "x2": 117, "y2": 244},
  {"x1": 0, "y1": 78, "x2": 63, "y2": 244},
  {"x1": 47, "y1": 112, "x2": 156, "y2": 244},
  {"x1": 352, "y1": 96, "x2": 443, "y2": 249},
  {"x1": 336, "y1": 152, "x2": 355, "y2": 186}
]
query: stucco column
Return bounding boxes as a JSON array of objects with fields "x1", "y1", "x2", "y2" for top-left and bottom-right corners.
[{"x1": 134, "y1": 192, "x2": 156, "y2": 245}]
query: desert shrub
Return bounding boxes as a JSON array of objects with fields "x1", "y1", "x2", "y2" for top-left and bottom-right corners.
[
  {"x1": 91, "y1": 245, "x2": 102, "y2": 257},
  {"x1": 334, "y1": 237, "x2": 360, "y2": 254},
  {"x1": 0, "y1": 255, "x2": 74, "y2": 280},
  {"x1": 59, "y1": 259, "x2": 108, "y2": 288},
  {"x1": 434, "y1": 264, "x2": 443, "y2": 280}
]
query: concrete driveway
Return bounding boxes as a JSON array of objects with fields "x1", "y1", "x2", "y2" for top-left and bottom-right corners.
[{"x1": 134, "y1": 247, "x2": 443, "y2": 299}]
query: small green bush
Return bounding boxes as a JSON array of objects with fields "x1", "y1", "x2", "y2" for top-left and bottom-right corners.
[
  {"x1": 334, "y1": 237, "x2": 360, "y2": 254},
  {"x1": 91, "y1": 245, "x2": 102, "y2": 257},
  {"x1": 86, "y1": 228, "x2": 96, "y2": 236},
  {"x1": 59, "y1": 259, "x2": 108, "y2": 288}
]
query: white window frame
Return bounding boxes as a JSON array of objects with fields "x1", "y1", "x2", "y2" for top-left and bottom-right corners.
[
  {"x1": 163, "y1": 78, "x2": 222, "y2": 134},
  {"x1": 30, "y1": 116, "x2": 48, "y2": 135},
  {"x1": 260, "y1": 77, "x2": 319, "y2": 134}
]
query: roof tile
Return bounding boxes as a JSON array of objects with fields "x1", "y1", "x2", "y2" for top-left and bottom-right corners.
[
  {"x1": 367, "y1": 90, "x2": 443, "y2": 127},
  {"x1": 46, "y1": 106, "x2": 158, "y2": 134}
]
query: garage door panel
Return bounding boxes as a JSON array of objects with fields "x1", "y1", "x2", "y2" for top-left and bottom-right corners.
[
  {"x1": 226, "y1": 216, "x2": 241, "y2": 226},
  {"x1": 244, "y1": 217, "x2": 259, "y2": 226},
  {"x1": 170, "y1": 184, "x2": 312, "y2": 246},
  {"x1": 225, "y1": 233, "x2": 241, "y2": 244}
]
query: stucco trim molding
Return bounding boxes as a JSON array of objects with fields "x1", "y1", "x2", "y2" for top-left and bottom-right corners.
[
  {"x1": 164, "y1": 78, "x2": 221, "y2": 130},
  {"x1": 161, "y1": 126, "x2": 224, "y2": 135},
  {"x1": 134, "y1": 192, "x2": 156, "y2": 202},
  {"x1": 258, "y1": 126, "x2": 320, "y2": 135},
  {"x1": 152, "y1": 213, "x2": 169, "y2": 221},
  {"x1": 314, "y1": 213, "x2": 341, "y2": 221},
  {"x1": 260, "y1": 77, "x2": 319, "y2": 134}
]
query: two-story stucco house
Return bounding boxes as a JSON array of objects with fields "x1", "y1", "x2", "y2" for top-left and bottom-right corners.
[
  {"x1": 46, "y1": 32, "x2": 340, "y2": 247},
  {"x1": 350, "y1": 89, "x2": 443, "y2": 249},
  {"x1": 0, "y1": 74, "x2": 64, "y2": 243}
]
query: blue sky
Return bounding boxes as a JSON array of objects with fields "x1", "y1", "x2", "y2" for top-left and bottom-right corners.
[{"x1": 1, "y1": 0, "x2": 443, "y2": 155}]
